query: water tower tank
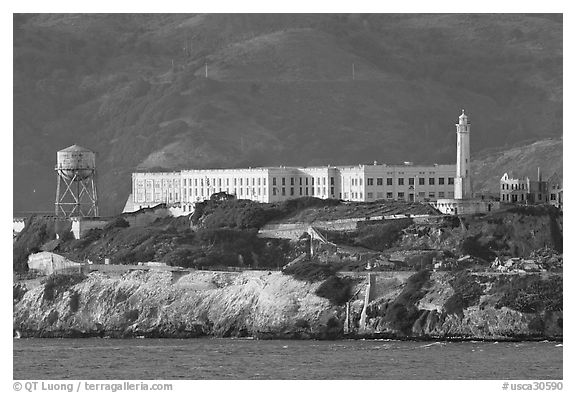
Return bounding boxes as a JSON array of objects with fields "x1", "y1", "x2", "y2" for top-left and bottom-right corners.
[{"x1": 56, "y1": 144, "x2": 95, "y2": 180}]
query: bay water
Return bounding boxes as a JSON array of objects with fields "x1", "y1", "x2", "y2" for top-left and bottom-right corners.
[{"x1": 13, "y1": 338, "x2": 562, "y2": 380}]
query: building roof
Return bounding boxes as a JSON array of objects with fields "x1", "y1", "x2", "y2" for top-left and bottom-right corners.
[{"x1": 59, "y1": 144, "x2": 93, "y2": 153}]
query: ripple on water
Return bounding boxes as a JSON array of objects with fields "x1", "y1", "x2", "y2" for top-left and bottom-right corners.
[{"x1": 13, "y1": 338, "x2": 562, "y2": 380}]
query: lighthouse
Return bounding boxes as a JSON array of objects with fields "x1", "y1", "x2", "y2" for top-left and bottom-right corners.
[
  {"x1": 455, "y1": 109, "x2": 471, "y2": 199},
  {"x1": 433, "y1": 109, "x2": 499, "y2": 215}
]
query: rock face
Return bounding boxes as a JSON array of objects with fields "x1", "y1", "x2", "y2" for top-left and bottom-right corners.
[
  {"x1": 345, "y1": 271, "x2": 562, "y2": 341},
  {"x1": 13, "y1": 270, "x2": 341, "y2": 339},
  {"x1": 13, "y1": 270, "x2": 562, "y2": 341}
]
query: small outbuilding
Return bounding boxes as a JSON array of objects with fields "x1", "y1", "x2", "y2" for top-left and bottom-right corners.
[{"x1": 27, "y1": 252, "x2": 83, "y2": 275}]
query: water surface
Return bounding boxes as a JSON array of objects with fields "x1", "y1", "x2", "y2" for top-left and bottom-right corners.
[{"x1": 13, "y1": 338, "x2": 562, "y2": 380}]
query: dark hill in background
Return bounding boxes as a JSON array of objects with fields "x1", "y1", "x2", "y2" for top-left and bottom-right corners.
[{"x1": 13, "y1": 14, "x2": 562, "y2": 215}]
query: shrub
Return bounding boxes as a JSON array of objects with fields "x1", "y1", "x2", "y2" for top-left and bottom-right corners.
[
  {"x1": 294, "y1": 319, "x2": 310, "y2": 329},
  {"x1": 528, "y1": 316, "x2": 545, "y2": 332},
  {"x1": 69, "y1": 290, "x2": 80, "y2": 312},
  {"x1": 13, "y1": 216, "x2": 56, "y2": 272},
  {"x1": 124, "y1": 309, "x2": 139, "y2": 322},
  {"x1": 104, "y1": 217, "x2": 130, "y2": 230},
  {"x1": 277, "y1": 197, "x2": 340, "y2": 215},
  {"x1": 283, "y1": 262, "x2": 339, "y2": 282},
  {"x1": 494, "y1": 275, "x2": 562, "y2": 313},
  {"x1": 444, "y1": 271, "x2": 483, "y2": 316},
  {"x1": 43, "y1": 273, "x2": 86, "y2": 303},
  {"x1": 13, "y1": 283, "x2": 27, "y2": 304},
  {"x1": 75, "y1": 228, "x2": 103, "y2": 248},
  {"x1": 210, "y1": 191, "x2": 236, "y2": 201},
  {"x1": 315, "y1": 276, "x2": 354, "y2": 305},
  {"x1": 396, "y1": 270, "x2": 431, "y2": 305},
  {"x1": 355, "y1": 219, "x2": 413, "y2": 251},
  {"x1": 46, "y1": 310, "x2": 59, "y2": 325},
  {"x1": 161, "y1": 248, "x2": 198, "y2": 268},
  {"x1": 381, "y1": 270, "x2": 431, "y2": 335},
  {"x1": 507, "y1": 205, "x2": 557, "y2": 217},
  {"x1": 460, "y1": 234, "x2": 496, "y2": 261},
  {"x1": 194, "y1": 199, "x2": 279, "y2": 229},
  {"x1": 193, "y1": 197, "x2": 341, "y2": 230},
  {"x1": 59, "y1": 229, "x2": 76, "y2": 243}
]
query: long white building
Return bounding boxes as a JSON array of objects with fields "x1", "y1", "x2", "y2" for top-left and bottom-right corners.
[{"x1": 123, "y1": 162, "x2": 457, "y2": 214}]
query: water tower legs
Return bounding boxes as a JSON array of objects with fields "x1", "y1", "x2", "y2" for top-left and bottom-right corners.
[{"x1": 55, "y1": 170, "x2": 98, "y2": 217}]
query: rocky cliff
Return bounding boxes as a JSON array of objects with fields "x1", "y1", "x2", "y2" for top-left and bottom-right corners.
[{"x1": 13, "y1": 269, "x2": 562, "y2": 341}]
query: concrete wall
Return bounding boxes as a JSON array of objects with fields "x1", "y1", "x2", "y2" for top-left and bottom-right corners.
[
  {"x1": 434, "y1": 199, "x2": 500, "y2": 215},
  {"x1": 258, "y1": 223, "x2": 309, "y2": 239},
  {"x1": 258, "y1": 214, "x2": 433, "y2": 240},
  {"x1": 70, "y1": 218, "x2": 109, "y2": 239}
]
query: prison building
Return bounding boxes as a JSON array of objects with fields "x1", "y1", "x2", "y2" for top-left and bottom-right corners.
[{"x1": 123, "y1": 162, "x2": 456, "y2": 214}]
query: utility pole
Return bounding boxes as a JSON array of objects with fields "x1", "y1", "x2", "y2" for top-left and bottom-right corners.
[
  {"x1": 205, "y1": 62, "x2": 208, "y2": 79},
  {"x1": 352, "y1": 63, "x2": 355, "y2": 81}
]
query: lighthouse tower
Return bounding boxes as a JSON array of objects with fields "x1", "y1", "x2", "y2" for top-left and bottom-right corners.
[{"x1": 454, "y1": 109, "x2": 472, "y2": 199}]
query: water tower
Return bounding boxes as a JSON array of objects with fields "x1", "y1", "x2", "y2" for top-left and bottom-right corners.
[{"x1": 55, "y1": 144, "x2": 99, "y2": 217}]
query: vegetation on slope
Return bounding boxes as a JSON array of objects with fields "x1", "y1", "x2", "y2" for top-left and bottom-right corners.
[
  {"x1": 42, "y1": 273, "x2": 86, "y2": 303},
  {"x1": 378, "y1": 270, "x2": 431, "y2": 335},
  {"x1": 396, "y1": 205, "x2": 563, "y2": 259},
  {"x1": 192, "y1": 197, "x2": 340, "y2": 229},
  {"x1": 323, "y1": 218, "x2": 413, "y2": 251},
  {"x1": 493, "y1": 274, "x2": 563, "y2": 313},
  {"x1": 16, "y1": 198, "x2": 344, "y2": 271},
  {"x1": 444, "y1": 271, "x2": 485, "y2": 316},
  {"x1": 60, "y1": 222, "x2": 293, "y2": 270},
  {"x1": 13, "y1": 216, "x2": 71, "y2": 273}
]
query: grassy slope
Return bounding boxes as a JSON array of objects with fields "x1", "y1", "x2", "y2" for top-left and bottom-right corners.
[{"x1": 14, "y1": 14, "x2": 562, "y2": 215}]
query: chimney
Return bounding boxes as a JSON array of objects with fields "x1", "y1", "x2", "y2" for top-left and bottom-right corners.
[{"x1": 538, "y1": 167, "x2": 542, "y2": 182}]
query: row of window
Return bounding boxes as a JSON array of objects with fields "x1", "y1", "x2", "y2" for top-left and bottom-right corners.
[
  {"x1": 502, "y1": 183, "x2": 526, "y2": 190},
  {"x1": 343, "y1": 191, "x2": 454, "y2": 200},
  {"x1": 182, "y1": 177, "x2": 268, "y2": 188},
  {"x1": 501, "y1": 192, "x2": 559, "y2": 203},
  {"x1": 139, "y1": 185, "x2": 271, "y2": 202},
  {"x1": 185, "y1": 187, "x2": 268, "y2": 197},
  {"x1": 137, "y1": 179, "x2": 180, "y2": 188},
  {"x1": 365, "y1": 177, "x2": 454, "y2": 186},
  {"x1": 141, "y1": 175, "x2": 456, "y2": 190},
  {"x1": 501, "y1": 193, "x2": 526, "y2": 202},
  {"x1": 271, "y1": 186, "x2": 335, "y2": 197},
  {"x1": 139, "y1": 191, "x2": 179, "y2": 203},
  {"x1": 366, "y1": 191, "x2": 449, "y2": 199},
  {"x1": 272, "y1": 177, "x2": 335, "y2": 187}
]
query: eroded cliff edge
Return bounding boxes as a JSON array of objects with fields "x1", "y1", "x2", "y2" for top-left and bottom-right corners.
[{"x1": 13, "y1": 269, "x2": 562, "y2": 341}]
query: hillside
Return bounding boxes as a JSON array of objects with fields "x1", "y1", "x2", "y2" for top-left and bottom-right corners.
[
  {"x1": 13, "y1": 14, "x2": 562, "y2": 215},
  {"x1": 471, "y1": 138, "x2": 562, "y2": 194},
  {"x1": 14, "y1": 199, "x2": 562, "y2": 274}
]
